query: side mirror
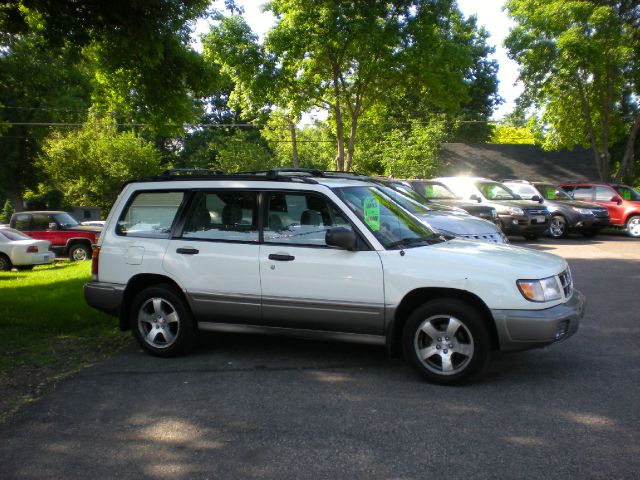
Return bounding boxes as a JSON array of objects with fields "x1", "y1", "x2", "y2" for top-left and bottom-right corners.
[
  {"x1": 531, "y1": 195, "x2": 544, "y2": 204},
  {"x1": 611, "y1": 196, "x2": 622, "y2": 205},
  {"x1": 470, "y1": 194, "x2": 481, "y2": 203},
  {"x1": 326, "y1": 227, "x2": 357, "y2": 251}
]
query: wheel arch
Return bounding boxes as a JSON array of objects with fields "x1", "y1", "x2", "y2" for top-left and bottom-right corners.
[
  {"x1": 119, "y1": 273, "x2": 188, "y2": 331},
  {"x1": 65, "y1": 237, "x2": 93, "y2": 253},
  {"x1": 387, "y1": 287, "x2": 499, "y2": 355}
]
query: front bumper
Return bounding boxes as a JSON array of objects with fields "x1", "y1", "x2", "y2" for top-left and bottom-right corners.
[
  {"x1": 499, "y1": 214, "x2": 550, "y2": 236},
  {"x1": 575, "y1": 214, "x2": 610, "y2": 230},
  {"x1": 491, "y1": 289, "x2": 585, "y2": 351}
]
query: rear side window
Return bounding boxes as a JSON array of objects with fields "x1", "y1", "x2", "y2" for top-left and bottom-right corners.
[
  {"x1": 181, "y1": 191, "x2": 259, "y2": 242},
  {"x1": 13, "y1": 214, "x2": 31, "y2": 231},
  {"x1": 117, "y1": 191, "x2": 184, "y2": 238},
  {"x1": 570, "y1": 186, "x2": 594, "y2": 201}
]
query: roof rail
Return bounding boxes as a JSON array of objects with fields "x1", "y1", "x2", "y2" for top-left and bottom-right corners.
[{"x1": 162, "y1": 168, "x2": 226, "y2": 176}]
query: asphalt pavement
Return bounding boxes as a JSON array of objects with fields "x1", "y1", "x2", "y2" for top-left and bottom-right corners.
[{"x1": 1, "y1": 233, "x2": 639, "y2": 479}]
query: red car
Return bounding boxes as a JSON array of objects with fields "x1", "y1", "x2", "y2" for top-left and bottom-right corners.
[
  {"x1": 10, "y1": 211, "x2": 101, "y2": 260},
  {"x1": 560, "y1": 183, "x2": 640, "y2": 238}
]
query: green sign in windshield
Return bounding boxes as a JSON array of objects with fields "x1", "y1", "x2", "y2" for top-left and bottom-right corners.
[
  {"x1": 546, "y1": 188, "x2": 555, "y2": 200},
  {"x1": 623, "y1": 190, "x2": 632, "y2": 200},
  {"x1": 363, "y1": 197, "x2": 381, "y2": 231}
]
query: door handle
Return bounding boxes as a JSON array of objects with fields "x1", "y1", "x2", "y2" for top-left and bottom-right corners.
[
  {"x1": 268, "y1": 253, "x2": 295, "y2": 261},
  {"x1": 176, "y1": 247, "x2": 199, "y2": 255}
]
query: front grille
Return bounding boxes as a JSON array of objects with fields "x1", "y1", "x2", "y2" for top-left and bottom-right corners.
[
  {"x1": 592, "y1": 209, "x2": 609, "y2": 218},
  {"x1": 558, "y1": 268, "x2": 573, "y2": 298},
  {"x1": 524, "y1": 208, "x2": 548, "y2": 216},
  {"x1": 458, "y1": 232, "x2": 506, "y2": 244}
]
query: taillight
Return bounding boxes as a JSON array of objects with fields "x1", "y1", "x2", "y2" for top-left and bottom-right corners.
[
  {"x1": 26, "y1": 246, "x2": 38, "y2": 253},
  {"x1": 91, "y1": 246, "x2": 100, "y2": 280}
]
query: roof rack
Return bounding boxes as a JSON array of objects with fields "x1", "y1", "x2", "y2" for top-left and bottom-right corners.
[{"x1": 162, "y1": 168, "x2": 226, "y2": 176}]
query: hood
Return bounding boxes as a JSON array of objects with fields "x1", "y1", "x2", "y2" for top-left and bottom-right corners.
[
  {"x1": 544, "y1": 199, "x2": 606, "y2": 210},
  {"x1": 407, "y1": 239, "x2": 566, "y2": 278},
  {"x1": 417, "y1": 212, "x2": 499, "y2": 236},
  {"x1": 429, "y1": 198, "x2": 495, "y2": 213}
]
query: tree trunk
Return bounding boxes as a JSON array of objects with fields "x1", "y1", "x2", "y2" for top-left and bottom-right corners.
[
  {"x1": 11, "y1": 190, "x2": 24, "y2": 213},
  {"x1": 345, "y1": 98, "x2": 361, "y2": 172},
  {"x1": 576, "y1": 75, "x2": 606, "y2": 180},
  {"x1": 288, "y1": 121, "x2": 299, "y2": 168},
  {"x1": 614, "y1": 111, "x2": 640, "y2": 182}
]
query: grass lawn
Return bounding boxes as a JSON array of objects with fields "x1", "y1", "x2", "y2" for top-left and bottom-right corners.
[{"x1": 0, "y1": 261, "x2": 129, "y2": 421}]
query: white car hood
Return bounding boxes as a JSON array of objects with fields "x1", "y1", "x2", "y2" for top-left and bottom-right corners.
[{"x1": 417, "y1": 211, "x2": 498, "y2": 236}]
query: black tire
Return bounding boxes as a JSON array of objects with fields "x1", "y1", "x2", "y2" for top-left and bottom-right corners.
[
  {"x1": 548, "y1": 215, "x2": 568, "y2": 239},
  {"x1": 130, "y1": 284, "x2": 195, "y2": 357},
  {"x1": 402, "y1": 299, "x2": 490, "y2": 385},
  {"x1": 626, "y1": 215, "x2": 640, "y2": 238},
  {"x1": 523, "y1": 233, "x2": 539, "y2": 240},
  {"x1": 68, "y1": 243, "x2": 92, "y2": 261},
  {"x1": 0, "y1": 254, "x2": 12, "y2": 271}
]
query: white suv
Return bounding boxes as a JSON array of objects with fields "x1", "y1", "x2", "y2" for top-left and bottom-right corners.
[{"x1": 85, "y1": 169, "x2": 584, "y2": 384}]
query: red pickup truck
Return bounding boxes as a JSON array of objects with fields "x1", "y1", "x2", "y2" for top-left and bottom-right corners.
[{"x1": 10, "y1": 211, "x2": 101, "y2": 260}]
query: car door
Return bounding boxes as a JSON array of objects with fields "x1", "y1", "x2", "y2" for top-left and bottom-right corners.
[
  {"x1": 594, "y1": 186, "x2": 623, "y2": 224},
  {"x1": 259, "y1": 190, "x2": 385, "y2": 336},
  {"x1": 162, "y1": 190, "x2": 262, "y2": 323}
]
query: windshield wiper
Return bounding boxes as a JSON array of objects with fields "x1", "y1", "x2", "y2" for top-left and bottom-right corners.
[{"x1": 386, "y1": 237, "x2": 439, "y2": 249}]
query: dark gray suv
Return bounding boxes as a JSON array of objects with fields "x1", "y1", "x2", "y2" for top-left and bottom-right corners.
[{"x1": 504, "y1": 181, "x2": 610, "y2": 239}]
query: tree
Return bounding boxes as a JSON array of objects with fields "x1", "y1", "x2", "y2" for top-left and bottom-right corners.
[
  {"x1": 0, "y1": 34, "x2": 91, "y2": 210},
  {"x1": 505, "y1": 0, "x2": 640, "y2": 181},
  {"x1": 264, "y1": 0, "x2": 495, "y2": 171},
  {"x1": 39, "y1": 115, "x2": 163, "y2": 212}
]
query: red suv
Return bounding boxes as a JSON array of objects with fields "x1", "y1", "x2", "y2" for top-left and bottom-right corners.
[
  {"x1": 560, "y1": 183, "x2": 640, "y2": 238},
  {"x1": 10, "y1": 211, "x2": 101, "y2": 260}
]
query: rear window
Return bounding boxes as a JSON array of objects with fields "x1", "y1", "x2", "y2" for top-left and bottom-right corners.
[{"x1": 117, "y1": 191, "x2": 185, "y2": 238}]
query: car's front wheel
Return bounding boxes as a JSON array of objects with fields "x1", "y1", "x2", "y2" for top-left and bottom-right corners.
[
  {"x1": 402, "y1": 299, "x2": 490, "y2": 384},
  {"x1": 131, "y1": 284, "x2": 195, "y2": 357},
  {"x1": 626, "y1": 215, "x2": 640, "y2": 238}
]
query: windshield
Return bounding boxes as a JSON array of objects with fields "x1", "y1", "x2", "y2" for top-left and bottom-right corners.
[
  {"x1": 537, "y1": 184, "x2": 572, "y2": 201},
  {"x1": 0, "y1": 228, "x2": 31, "y2": 241},
  {"x1": 615, "y1": 185, "x2": 640, "y2": 201},
  {"x1": 52, "y1": 212, "x2": 80, "y2": 228},
  {"x1": 477, "y1": 182, "x2": 518, "y2": 200},
  {"x1": 334, "y1": 186, "x2": 444, "y2": 249},
  {"x1": 377, "y1": 186, "x2": 431, "y2": 215},
  {"x1": 413, "y1": 181, "x2": 459, "y2": 200}
]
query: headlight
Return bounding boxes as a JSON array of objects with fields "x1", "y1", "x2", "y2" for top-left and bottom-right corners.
[
  {"x1": 573, "y1": 207, "x2": 593, "y2": 215},
  {"x1": 517, "y1": 276, "x2": 562, "y2": 302},
  {"x1": 508, "y1": 207, "x2": 525, "y2": 216}
]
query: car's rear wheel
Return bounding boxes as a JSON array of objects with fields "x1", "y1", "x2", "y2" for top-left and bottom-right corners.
[
  {"x1": 548, "y1": 215, "x2": 568, "y2": 239},
  {"x1": 402, "y1": 299, "x2": 490, "y2": 384},
  {"x1": 68, "y1": 243, "x2": 92, "y2": 261},
  {"x1": 626, "y1": 215, "x2": 640, "y2": 238},
  {"x1": 0, "y1": 254, "x2": 12, "y2": 271},
  {"x1": 131, "y1": 284, "x2": 195, "y2": 357}
]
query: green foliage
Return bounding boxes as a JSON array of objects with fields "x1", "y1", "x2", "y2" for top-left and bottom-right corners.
[
  {"x1": 489, "y1": 125, "x2": 536, "y2": 145},
  {"x1": 1, "y1": 199, "x2": 13, "y2": 224},
  {"x1": 22, "y1": 188, "x2": 65, "y2": 210},
  {"x1": 214, "y1": 129, "x2": 277, "y2": 173},
  {"x1": 39, "y1": 115, "x2": 163, "y2": 212},
  {"x1": 0, "y1": 34, "x2": 92, "y2": 205},
  {"x1": 357, "y1": 118, "x2": 448, "y2": 178},
  {"x1": 505, "y1": 0, "x2": 639, "y2": 180}
]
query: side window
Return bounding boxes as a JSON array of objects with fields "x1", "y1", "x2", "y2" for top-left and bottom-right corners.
[
  {"x1": 182, "y1": 191, "x2": 259, "y2": 242},
  {"x1": 595, "y1": 187, "x2": 615, "y2": 202},
  {"x1": 13, "y1": 214, "x2": 31, "y2": 231},
  {"x1": 117, "y1": 191, "x2": 184, "y2": 238},
  {"x1": 264, "y1": 192, "x2": 351, "y2": 246},
  {"x1": 571, "y1": 186, "x2": 594, "y2": 201},
  {"x1": 32, "y1": 214, "x2": 51, "y2": 230}
]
